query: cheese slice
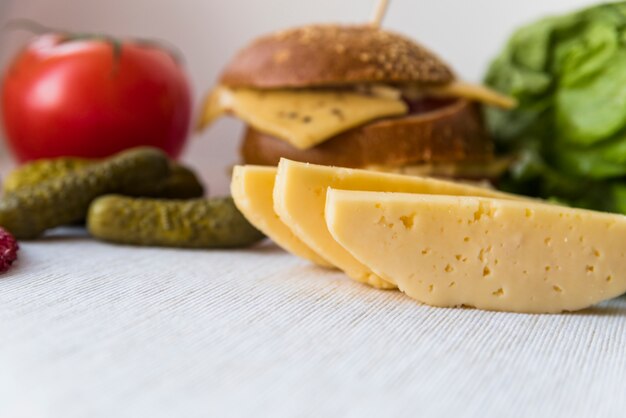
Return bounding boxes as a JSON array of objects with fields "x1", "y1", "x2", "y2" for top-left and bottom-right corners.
[
  {"x1": 273, "y1": 159, "x2": 524, "y2": 289},
  {"x1": 423, "y1": 81, "x2": 517, "y2": 110},
  {"x1": 326, "y1": 189, "x2": 626, "y2": 313},
  {"x1": 199, "y1": 86, "x2": 408, "y2": 149},
  {"x1": 231, "y1": 165, "x2": 332, "y2": 268},
  {"x1": 365, "y1": 157, "x2": 511, "y2": 180}
]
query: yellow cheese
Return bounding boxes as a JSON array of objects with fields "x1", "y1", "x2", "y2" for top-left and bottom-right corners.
[
  {"x1": 325, "y1": 190, "x2": 626, "y2": 313},
  {"x1": 365, "y1": 157, "x2": 511, "y2": 180},
  {"x1": 231, "y1": 165, "x2": 332, "y2": 267},
  {"x1": 197, "y1": 87, "x2": 227, "y2": 128},
  {"x1": 199, "y1": 86, "x2": 408, "y2": 149},
  {"x1": 420, "y1": 81, "x2": 517, "y2": 109},
  {"x1": 273, "y1": 159, "x2": 524, "y2": 289}
]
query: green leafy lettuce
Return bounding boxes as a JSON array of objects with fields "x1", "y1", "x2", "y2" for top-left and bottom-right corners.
[{"x1": 485, "y1": 2, "x2": 626, "y2": 213}]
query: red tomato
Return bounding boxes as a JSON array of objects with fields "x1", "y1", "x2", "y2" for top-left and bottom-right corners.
[{"x1": 1, "y1": 34, "x2": 192, "y2": 162}]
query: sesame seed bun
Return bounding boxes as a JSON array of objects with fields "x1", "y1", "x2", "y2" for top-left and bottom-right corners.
[
  {"x1": 240, "y1": 99, "x2": 492, "y2": 168},
  {"x1": 220, "y1": 24, "x2": 455, "y2": 88}
]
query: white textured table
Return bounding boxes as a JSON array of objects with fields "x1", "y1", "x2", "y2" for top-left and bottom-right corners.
[{"x1": 1, "y1": 234, "x2": 626, "y2": 418}]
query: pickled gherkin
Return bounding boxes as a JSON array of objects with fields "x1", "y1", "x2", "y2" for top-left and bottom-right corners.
[
  {"x1": 87, "y1": 195, "x2": 265, "y2": 248},
  {"x1": 0, "y1": 147, "x2": 170, "y2": 239},
  {"x1": 3, "y1": 157, "x2": 205, "y2": 199},
  {"x1": 3, "y1": 158, "x2": 92, "y2": 192},
  {"x1": 145, "y1": 164, "x2": 205, "y2": 199}
]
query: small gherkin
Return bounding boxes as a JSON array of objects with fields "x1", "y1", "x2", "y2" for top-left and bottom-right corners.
[
  {"x1": 3, "y1": 157, "x2": 205, "y2": 199},
  {"x1": 87, "y1": 195, "x2": 265, "y2": 248},
  {"x1": 0, "y1": 147, "x2": 171, "y2": 239},
  {"x1": 3, "y1": 158, "x2": 92, "y2": 192},
  {"x1": 145, "y1": 164, "x2": 205, "y2": 199}
]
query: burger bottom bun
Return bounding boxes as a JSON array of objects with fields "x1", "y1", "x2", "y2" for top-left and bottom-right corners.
[{"x1": 240, "y1": 99, "x2": 493, "y2": 168}]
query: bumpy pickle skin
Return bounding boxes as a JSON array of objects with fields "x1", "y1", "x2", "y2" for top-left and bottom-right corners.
[
  {"x1": 3, "y1": 158, "x2": 205, "y2": 199},
  {"x1": 0, "y1": 148, "x2": 171, "y2": 239},
  {"x1": 87, "y1": 195, "x2": 265, "y2": 248},
  {"x1": 146, "y1": 164, "x2": 205, "y2": 199},
  {"x1": 3, "y1": 158, "x2": 92, "y2": 192}
]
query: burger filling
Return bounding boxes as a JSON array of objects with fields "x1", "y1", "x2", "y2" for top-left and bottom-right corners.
[
  {"x1": 200, "y1": 86, "x2": 409, "y2": 149},
  {"x1": 199, "y1": 82, "x2": 515, "y2": 151}
]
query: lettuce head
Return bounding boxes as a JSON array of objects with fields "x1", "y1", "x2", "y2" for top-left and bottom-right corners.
[{"x1": 485, "y1": 2, "x2": 626, "y2": 213}]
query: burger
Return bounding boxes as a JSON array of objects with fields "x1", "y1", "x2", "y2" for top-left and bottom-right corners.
[{"x1": 199, "y1": 24, "x2": 514, "y2": 180}]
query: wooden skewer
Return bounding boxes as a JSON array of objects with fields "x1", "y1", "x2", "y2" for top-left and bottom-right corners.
[{"x1": 370, "y1": 0, "x2": 390, "y2": 28}]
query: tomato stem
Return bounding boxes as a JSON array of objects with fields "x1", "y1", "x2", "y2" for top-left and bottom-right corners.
[{"x1": 4, "y1": 18, "x2": 183, "y2": 75}]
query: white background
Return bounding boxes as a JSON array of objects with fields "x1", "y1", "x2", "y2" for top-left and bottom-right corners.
[{"x1": 0, "y1": 0, "x2": 595, "y2": 194}]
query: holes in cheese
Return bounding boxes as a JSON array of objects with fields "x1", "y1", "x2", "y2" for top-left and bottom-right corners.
[
  {"x1": 200, "y1": 86, "x2": 408, "y2": 150},
  {"x1": 272, "y1": 159, "x2": 525, "y2": 290},
  {"x1": 231, "y1": 165, "x2": 332, "y2": 268},
  {"x1": 325, "y1": 189, "x2": 626, "y2": 313}
]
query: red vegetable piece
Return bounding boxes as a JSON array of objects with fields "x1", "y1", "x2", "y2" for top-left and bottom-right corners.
[
  {"x1": 2, "y1": 32, "x2": 192, "y2": 162},
  {"x1": 0, "y1": 227, "x2": 19, "y2": 274}
]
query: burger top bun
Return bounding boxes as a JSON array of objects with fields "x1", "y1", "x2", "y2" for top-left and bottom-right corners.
[{"x1": 220, "y1": 24, "x2": 455, "y2": 88}]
